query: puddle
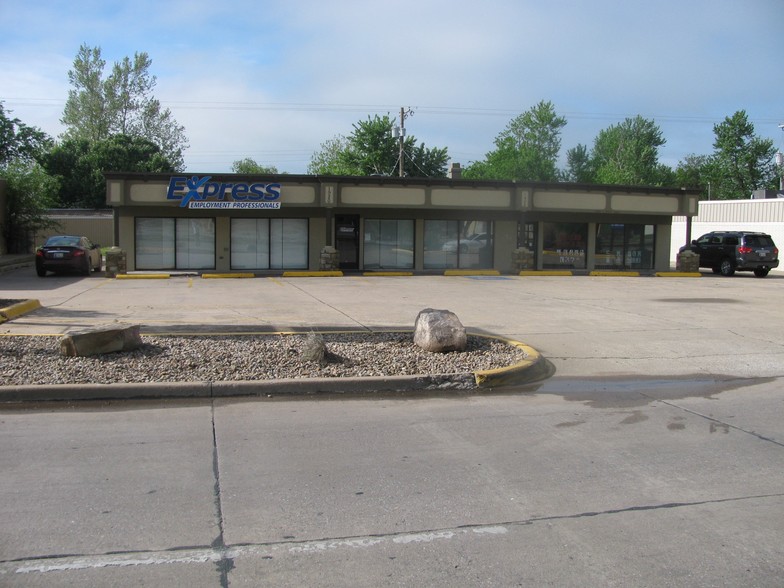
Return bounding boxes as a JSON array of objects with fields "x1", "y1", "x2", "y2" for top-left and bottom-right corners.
[{"x1": 508, "y1": 375, "x2": 774, "y2": 408}]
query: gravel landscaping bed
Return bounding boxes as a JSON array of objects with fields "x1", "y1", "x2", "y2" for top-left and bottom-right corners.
[{"x1": 0, "y1": 332, "x2": 528, "y2": 387}]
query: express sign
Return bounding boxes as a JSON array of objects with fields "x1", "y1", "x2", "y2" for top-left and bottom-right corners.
[{"x1": 167, "y1": 176, "x2": 282, "y2": 209}]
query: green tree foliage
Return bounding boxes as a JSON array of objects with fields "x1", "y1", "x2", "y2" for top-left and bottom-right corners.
[
  {"x1": 0, "y1": 103, "x2": 56, "y2": 252},
  {"x1": 308, "y1": 114, "x2": 449, "y2": 177},
  {"x1": 464, "y1": 101, "x2": 566, "y2": 181},
  {"x1": 40, "y1": 134, "x2": 176, "y2": 208},
  {"x1": 307, "y1": 136, "x2": 353, "y2": 175},
  {"x1": 674, "y1": 154, "x2": 716, "y2": 198},
  {"x1": 231, "y1": 158, "x2": 279, "y2": 174},
  {"x1": 62, "y1": 44, "x2": 188, "y2": 169},
  {"x1": 0, "y1": 102, "x2": 52, "y2": 166},
  {"x1": 562, "y1": 143, "x2": 595, "y2": 183},
  {"x1": 2, "y1": 160, "x2": 59, "y2": 253},
  {"x1": 709, "y1": 110, "x2": 777, "y2": 199},
  {"x1": 591, "y1": 115, "x2": 668, "y2": 185}
]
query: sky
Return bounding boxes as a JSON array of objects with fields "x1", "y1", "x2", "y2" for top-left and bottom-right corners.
[{"x1": 2, "y1": 0, "x2": 783, "y2": 175}]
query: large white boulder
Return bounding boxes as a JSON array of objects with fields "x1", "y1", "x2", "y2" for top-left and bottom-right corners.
[{"x1": 413, "y1": 308, "x2": 467, "y2": 353}]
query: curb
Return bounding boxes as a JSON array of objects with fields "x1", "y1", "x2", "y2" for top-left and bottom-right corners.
[
  {"x1": 444, "y1": 269, "x2": 501, "y2": 276},
  {"x1": 202, "y1": 273, "x2": 255, "y2": 279},
  {"x1": 0, "y1": 299, "x2": 41, "y2": 323},
  {"x1": 0, "y1": 333, "x2": 547, "y2": 402},
  {"x1": 115, "y1": 274, "x2": 171, "y2": 279},
  {"x1": 655, "y1": 271, "x2": 702, "y2": 278},
  {"x1": 473, "y1": 337, "x2": 544, "y2": 387}
]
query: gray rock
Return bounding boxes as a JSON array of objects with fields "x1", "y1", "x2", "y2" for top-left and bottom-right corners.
[
  {"x1": 60, "y1": 324, "x2": 143, "y2": 357},
  {"x1": 413, "y1": 308, "x2": 467, "y2": 353}
]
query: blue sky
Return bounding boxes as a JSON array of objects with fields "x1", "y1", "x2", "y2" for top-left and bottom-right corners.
[{"x1": 2, "y1": 0, "x2": 783, "y2": 175}]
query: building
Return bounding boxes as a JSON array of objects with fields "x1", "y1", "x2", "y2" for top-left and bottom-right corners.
[
  {"x1": 105, "y1": 172, "x2": 700, "y2": 274},
  {"x1": 671, "y1": 198, "x2": 784, "y2": 273}
]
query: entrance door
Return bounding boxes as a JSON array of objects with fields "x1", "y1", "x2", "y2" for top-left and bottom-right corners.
[{"x1": 335, "y1": 214, "x2": 360, "y2": 270}]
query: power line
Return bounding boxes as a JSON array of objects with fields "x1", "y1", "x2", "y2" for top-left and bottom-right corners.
[{"x1": 3, "y1": 96, "x2": 781, "y2": 126}]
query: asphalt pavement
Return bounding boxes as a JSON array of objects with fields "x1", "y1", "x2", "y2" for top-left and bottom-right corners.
[{"x1": 1, "y1": 266, "x2": 784, "y2": 586}]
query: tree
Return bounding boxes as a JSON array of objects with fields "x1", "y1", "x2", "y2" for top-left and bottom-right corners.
[
  {"x1": 709, "y1": 110, "x2": 777, "y2": 200},
  {"x1": 591, "y1": 115, "x2": 669, "y2": 186},
  {"x1": 0, "y1": 103, "x2": 56, "y2": 252},
  {"x1": 40, "y1": 134, "x2": 177, "y2": 208},
  {"x1": 0, "y1": 102, "x2": 52, "y2": 167},
  {"x1": 307, "y1": 136, "x2": 353, "y2": 175},
  {"x1": 231, "y1": 158, "x2": 279, "y2": 174},
  {"x1": 674, "y1": 154, "x2": 717, "y2": 199},
  {"x1": 62, "y1": 44, "x2": 188, "y2": 169},
  {"x1": 1, "y1": 160, "x2": 59, "y2": 253},
  {"x1": 308, "y1": 114, "x2": 449, "y2": 177},
  {"x1": 562, "y1": 143, "x2": 595, "y2": 183},
  {"x1": 464, "y1": 101, "x2": 566, "y2": 181}
]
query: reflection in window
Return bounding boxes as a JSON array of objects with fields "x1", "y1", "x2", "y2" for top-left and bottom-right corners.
[
  {"x1": 595, "y1": 224, "x2": 654, "y2": 270},
  {"x1": 231, "y1": 218, "x2": 308, "y2": 269},
  {"x1": 542, "y1": 222, "x2": 587, "y2": 269},
  {"x1": 364, "y1": 219, "x2": 414, "y2": 269},
  {"x1": 424, "y1": 220, "x2": 493, "y2": 269}
]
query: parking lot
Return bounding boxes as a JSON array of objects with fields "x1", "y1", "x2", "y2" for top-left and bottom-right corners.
[{"x1": 2, "y1": 266, "x2": 784, "y2": 586}]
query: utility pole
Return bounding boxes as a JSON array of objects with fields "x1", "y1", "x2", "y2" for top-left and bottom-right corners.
[
  {"x1": 399, "y1": 107, "x2": 405, "y2": 178},
  {"x1": 392, "y1": 107, "x2": 413, "y2": 177}
]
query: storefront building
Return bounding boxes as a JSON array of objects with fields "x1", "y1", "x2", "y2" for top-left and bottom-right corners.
[{"x1": 105, "y1": 172, "x2": 700, "y2": 274}]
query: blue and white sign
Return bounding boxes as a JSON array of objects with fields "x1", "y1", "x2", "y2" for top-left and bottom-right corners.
[{"x1": 167, "y1": 176, "x2": 282, "y2": 209}]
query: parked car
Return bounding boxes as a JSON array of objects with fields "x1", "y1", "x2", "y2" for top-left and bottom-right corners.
[
  {"x1": 442, "y1": 233, "x2": 489, "y2": 253},
  {"x1": 36, "y1": 235, "x2": 102, "y2": 277},
  {"x1": 679, "y1": 231, "x2": 779, "y2": 277}
]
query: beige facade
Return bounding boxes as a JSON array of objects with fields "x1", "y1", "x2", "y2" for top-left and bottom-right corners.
[{"x1": 106, "y1": 173, "x2": 699, "y2": 273}]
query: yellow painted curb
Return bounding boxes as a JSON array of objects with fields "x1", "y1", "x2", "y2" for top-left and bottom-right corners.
[
  {"x1": 362, "y1": 271, "x2": 414, "y2": 277},
  {"x1": 444, "y1": 269, "x2": 501, "y2": 276},
  {"x1": 115, "y1": 274, "x2": 171, "y2": 279},
  {"x1": 0, "y1": 299, "x2": 42, "y2": 322},
  {"x1": 201, "y1": 273, "x2": 255, "y2": 279},
  {"x1": 589, "y1": 271, "x2": 640, "y2": 277},
  {"x1": 473, "y1": 336, "x2": 543, "y2": 388},
  {"x1": 282, "y1": 271, "x2": 344, "y2": 277},
  {"x1": 518, "y1": 270, "x2": 573, "y2": 276},
  {"x1": 656, "y1": 272, "x2": 702, "y2": 278}
]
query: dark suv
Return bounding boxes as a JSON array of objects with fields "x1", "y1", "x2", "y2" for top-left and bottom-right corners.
[{"x1": 680, "y1": 231, "x2": 779, "y2": 277}]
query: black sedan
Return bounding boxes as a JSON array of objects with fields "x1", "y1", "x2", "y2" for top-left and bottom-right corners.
[{"x1": 36, "y1": 235, "x2": 102, "y2": 277}]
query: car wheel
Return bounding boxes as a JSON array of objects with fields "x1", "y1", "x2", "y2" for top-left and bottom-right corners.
[
  {"x1": 82, "y1": 256, "x2": 91, "y2": 276},
  {"x1": 36, "y1": 265, "x2": 47, "y2": 277},
  {"x1": 719, "y1": 257, "x2": 735, "y2": 276},
  {"x1": 754, "y1": 268, "x2": 770, "y2": 278}
]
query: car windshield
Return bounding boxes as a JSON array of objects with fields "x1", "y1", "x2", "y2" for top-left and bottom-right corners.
[{"x1": 45, "y1": 236, "x2": 81, "y2": 247}]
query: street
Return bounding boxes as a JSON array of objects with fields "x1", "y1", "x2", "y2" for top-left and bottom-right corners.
[{"x1": 1, "y1": 270, "x2": 784, "y2": 585}]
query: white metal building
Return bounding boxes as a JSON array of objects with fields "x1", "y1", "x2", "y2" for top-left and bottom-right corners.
[{"x1": 670, "y1": 198, "x2": 784, "y2": 273}]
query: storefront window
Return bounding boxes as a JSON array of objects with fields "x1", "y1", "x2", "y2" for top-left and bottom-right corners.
[
  {"x1": 176, "y1": 218, "x2": 215, "y2": 269},
  {"x1": 136, "y1": 218, "x2": 175, "y2": 269},
  {"x1": 595, "y1": 224, "x2": 655, "y2": 269},
  {"x1": 136, "y1": 217, "x2": 215, "y2": 270},
  {"x1": 424, "y1": 220, "x2": 493, "y2": 269},
  {"x1": 542, "y1": 222, "x2": 587, "y2": 269},
  {"x1": 364, "y1": 219, "x2": 414, "y2": 269},
  {"x1": 231, "y1": 218, "x2": 307, "y2": 269}
]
